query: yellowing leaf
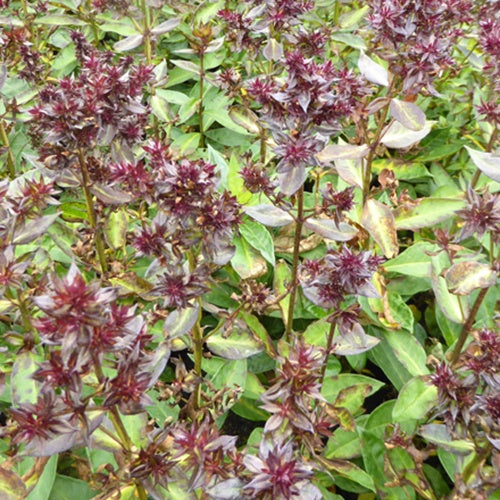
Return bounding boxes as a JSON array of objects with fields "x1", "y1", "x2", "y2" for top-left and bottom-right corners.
[{"x1": 362, "y1": 199, "x2": 398, "y2": 258}]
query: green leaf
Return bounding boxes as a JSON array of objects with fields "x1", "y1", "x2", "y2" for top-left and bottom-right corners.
[
  {"x1": 362, "y1": 198, "x2": 398, "y2": 258},
  {"x1": 303, "y1": 219, "x2": 358, "y2": 241},
  {"x1": 48, "y1": 475, "x2": 96, "y2": 500},
  {"x1": 444, "y1": 261, "x2": 496, "y2": 295},
  {"x1": 231, "y1": 398, "x2": 269, "y2": 421},
  {"x1": 227, "y1": 154, "x2": 252, "y2": 203},
  {"x1": 121, "y1": 413, "x2": 148, "y2": 448},
  {"x1": 390, "y1": 98, "x2": 426, "y2": 131},
  {"x1": 104, "y1": 208, "x2": 128, "y2": 250},
  {"x1": 320, "y1": 457, "x2": 375, "y2": 492},
  {"x1": 207, "y1": 324, "x2": 263, "y2": 360},
  {"x1": 339, "y1": 5, "x2": 369, "y2": 28},
  {"x1": 322, "y1": 374, "x2": 384, "y2": 405},
  {"x1": 203, "y1": 357, "x2": 247, "y2": 393},
  {"x1": 239, "y1": 220, "x2": 275, "y2": 265},
  {"x1": 11, "y1": 352, "x2": 42, "y2": 405},
  {"x1": 228, "y1": 106, "x2": 260, "y2": 134},
  {"x1": 239, "y1": 311, "x2": 276, "y2": 357},
  {"x1": 273, "y1": 260, "x2": 292, "y2": 328},
  {"x1": 324, "y1": 427, "x2": 362, "y2": 459},
  {"x1": 163, "y1": 304, "x2": 199, "y2": 340},
  {"x1": 231, "y1": 236, "x2": 268, "y2": 279},
  {"x1": 420, "y1": 424, "x2": 475, "y2": 455},
  {"x1": 365, "y1": 400, "x2": 416, "y2": 438},
  {"x1": 383, "y1": 241, "x2": 441, "y2": 277},
  {"x1": 26, "y1": 455, "x2": 57, "y2": 500},
  {"x1": 394, "y1": 198, "x2": 466, "y2": 230},
  {"x1": 393, "y1": 377, "x2": 438, "y2": 422}
]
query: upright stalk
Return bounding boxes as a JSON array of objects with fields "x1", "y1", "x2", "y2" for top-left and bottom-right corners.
[
  {"x1": 77, "y1": 149, "x2": 108, "y2": 274},
  {"x1": 199, "y1": 50, "x2": 205, "y2": 148},
  {"x1": 285, "y1": 187, "x2": 304, "y2": 341},
  {"x1": 450, "y1": 287, "x2": 488, "y2": 365},
  {"x1": 141, "y1": 0, "x2": 152, "y2": 64},
  {"x1": 0, "y1": 121, "x2": 16, "y2": 179}
]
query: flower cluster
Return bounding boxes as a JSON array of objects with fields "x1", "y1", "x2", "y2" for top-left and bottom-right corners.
[{"x1": 368, "y1": 0, "x2": 473, "y2": 93}]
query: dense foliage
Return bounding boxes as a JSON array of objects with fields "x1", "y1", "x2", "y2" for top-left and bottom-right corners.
[{"x1": 0, "y1": 0, "x2": 498, "y2": 498}]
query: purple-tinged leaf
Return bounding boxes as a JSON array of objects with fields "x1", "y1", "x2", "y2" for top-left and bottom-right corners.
[
  {"x1": 445, "y1": 261, "x2": 496, "y2": 295},
  {"x1": 362, "y1": 199, "x2": 398, "y2": 258},
  {"x1": 465, "y1": 146, "x2": 500, "y2": 182},
  {"x1": 113, "y1": 34, "x2": 144, "y2": 52},
  {"x1": 304, "y1": 218, "x2": 358, "y2": 241},
  {"x1": 389, "y1": 98, "x2": 426, "y2": 131},
  {"x1": 170, "y1": 59, "x2": 200, "y2": 75},
  {"x1": 263, "y1": 38, "x2": 284, "y2": 61},
  {"x1": 228, "y1": 106, "x2": 260, "y2": 135},
  {"x1": 334, "y1": 158, "x2": 364, "y2": 188},
  {"x1": 90, "y1": 184, "x2": 134, "y2": 205},
  {"x1": 334, "y1": 322, "x2": 380, "y2": 355},
  {"x1": 13, "y1": 213, "x2": 59, "y2": 244},
  {"x1": 316, "y1": 144, "x2": 369, "y2": 163},
  {"x1": 150, "y1": 18, "x2": 181, "y2": 36},
  {"x1": 358, "y1": 52, "x2": 389, "y2": 86},
  {"x1": 164, "y1": 304, "x2": 200, "y2": 340},
  {"x1": 278, "y1": 165, "x2": 307, "y2": 195},
  {"x1": 245, "y1": 205, "x2": 293, "y2": 227},
  {"x1": 381, "y1": 121, "x2": 433, "y2": 148},
  {"x1": 0, "y1": 65, "x2": 6, "y2": 91}
]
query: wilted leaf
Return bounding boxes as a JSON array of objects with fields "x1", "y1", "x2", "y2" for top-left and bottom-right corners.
[
  {"x1": 228, "y1": 106, "x2": 260, "y2": 135},
  {"x1": 381, "y1": 121, "x2": 434, "y2": 149},
  {"x1": 245, "y1": 205, "x2": 293, "y2": 227},
  {"x1": 445, "y1": 261, "x2": 496, "y2": 295},
  {"x1": 206, "y1": 322, "x2": 263, "y2": 360},
  {"x1": 389, "y1": 98, "x2": 426, "y2": 131},
  {"x1": 231, "y1": 237, "x2": 268, "y2": 279},
  {"x1": 362, "y1": 199, "x2": 398, "y2": 258},
  {"x1": 0, "y1": 468, "x2": 26, "y2": 499},
  {"x1": 465, "y1": 146, "x2": 500, "y2": 182},
  {"x1": 316, "y1": 144, "x2": 369, "y2": 163},
  {"x1": 303, "y1": 219, "x2": 358, "y2": 241},
  {"x1": 358, "y1": 52, "x2": 389, "y2": 86},
  {"x1": 393, "y1": 377, "x2": 437, "y2": 422}
]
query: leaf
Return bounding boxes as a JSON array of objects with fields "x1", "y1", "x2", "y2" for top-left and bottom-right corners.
[
  {"x1": 334, "y1": 322, "x2": 380, "y2": 356},
  {"x1": 339, "y1": 5, "x2": 369, "y2": 29},
  {"x1": 245, "y1": 205, "x2": 293, "y2": 227},
  {"x1": 262, "y1": 38, "x2": 283, "y2": 61},
  {"x1": 383, "y1": 241, "x2": 441, "y2": 277},
  {"x1": 104, "y1": 209, "x2": 128, "y2": 250},
  {"x1": 26, "y1": 455, "x2": 57, "y2": 500},
  {"x1": 389, "y1": 99, "x2": 426, "y2": 131},
  {"x1": 445, "y1": 261, "x2": 496, "y2": 295},
  {"x1": 381, "y1": 121, "x2": 433, "y2": 149},
  {"x1": 163, "y1": 304, "x2": 199, "y2": 340},
  {"x1": 324, "y1": 427, "x2": 362, "y2": 459},
  {"x1": 273, "y1": 260, "x2": 292, "y2": 328},
  {"x1": 393, "y1": 377, "x2": 438, "y2": 422},
  {"x1": 322, "y1": 374, "x2": 384, "y2": 405},
  {"x1": 150, "y1": 94, "x2": 173, "y2": 121},
  {"x1": 394, "y1": 198, "x2": 466, "y2": 230},
  {"x1": 334, "y1": 157, "x2": 364, "y2": 188},
  {"x1": 431, "y1": 257, "x2": 467, "y2": 324},
  {"x1": 240, "y1": 311, "x2": 277, "y2": 358},
  {"x1": 11, "y1": 352, "x2": 41, "y2": 405},
  {"x1": 231, "y1": 237, "x2": 268, "y2": 279},
  {"x1": 228, "y1": 106, "x2": 260, "y2": 135},
  {"x1": 358, "y1": 52, "x2": 389, "y2": 86},
  {"x1": 48, "y1": 475, "x2": 96, "y2": 500},
  {"x1": 34, "y1": 15, "x2": 86, "y2": 26},
  {"x1": 316, "y1": 144, "x2": 369, "y2": 163},
  {"x1": 90, "y1": 184, "x2": 134, "y2": 205},
  {"x1": 150, "y1": 18, "x2": 181, "y2": 36},
  {"x1": 362, "y1": 199, "x2": 398, "y2": 258},
  {"x1": 320, "y1": 457, "x2": 375, "y2": 492},
  {"x1": 465, "y1": 146, "x2": 500, "y2": 182},
  {"x1": 420, "y1": 424, "x2": 474, "y2": 455},
  {"x1": 207, "y1": 327, "x2": 263, "y2": 360},
  {"x1": 113, "y1": 34, "x2": 144, "y2": 52},
  {"x1": 170, "y1": 59, "x2": 200, "y2": 75},
  {"x1": 0, "y1": 468, "x2": 26, "y2": 499},
  {"x1": 303, "y1": 219, "x2": 358, "y2": 241},
  {"x1": 239, "y1": 220, "x2": 275, "y2": 265},
  {"x1": 13, "y1": 213, "x2": 59, "y2": 244}
]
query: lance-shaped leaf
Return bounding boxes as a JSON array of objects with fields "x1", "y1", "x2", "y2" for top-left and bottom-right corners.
[
  {"x1": 394, "y1": 198, "x2": 466, "y2": 230},
  {"x1": 445, "y1": 261, "x2": 496, "y2": 295},
  {"x1": 362, "y1": 199, "x2": 398, "y2": 258},
  {"x1": 13, "y1": 213, "x2": 59, "y2": 244},
  {"x1": 239, "y1": 220, "x2": 275, "y2": 265},
  {"x1": 389, "y1": 98, "x2": 426, "y2": 131},
  {"x1": 245, "y1": 205, "x2": 293, "y2": 227},
  {"x1": 207, "y1": 321, "x2": 263, "y2": 360},
  {"x1": 90, "y1": 184, "x2": 134, "y2": 205},
  {"x1": 393, "y1": 377, "x2": 437, "y2": 422},
  {"x1": 164, "y1": 304, "x2": 199, "y2": 340},
  {"x1": 114, "y1": 34, "x2": 144, "y2": 52},
  {"x1": 304, "y1": 219, "x2": 358, "y2": 241},
  {"x1": 465, "y1": 146, "x2": 500, "y2": 182},
  {"x1": 151, "y1": 18, "x2": 181, "y2": 36},
  {"x1": 170, "y1": 59, "x2": 200, "y2": 75},
  {"x1": 358, "y1": 52, "x2": 389, "y2": 86},
  {"x1": 381, "y1": 120, "x2": 434, "y2": 149},
  {"x1": 316, "y1": 144, "x2": 369, "y2": 164}
]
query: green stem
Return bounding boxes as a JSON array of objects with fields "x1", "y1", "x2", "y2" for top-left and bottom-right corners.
[
  {"x1": 450, "y1": 287, "x2": 488, "y2": 365},
  {"x1": 285, "y1": 187, "x2": 304, "y2": 341},
  {"x1": 320, "y1": 321, "x2": 336, "y2": 384},
  {"x1": 77, "y1": 150, "x2": 108, "y2": 274},
  {"x1": 199, "y1": 50, "x2": 205, "y2": 148},
  {"x1": 0, "y1": 121, "x2": 16, "y2": 179},
  {"x1": 141, "y1": 0, "x2": 152, "y2": 64}
]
